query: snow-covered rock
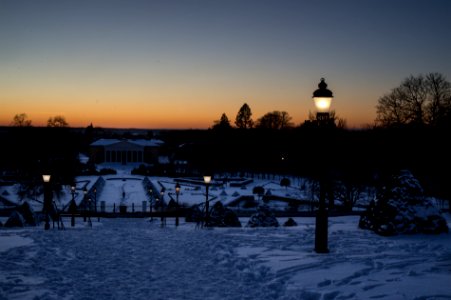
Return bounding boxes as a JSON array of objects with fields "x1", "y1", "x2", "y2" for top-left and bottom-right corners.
[
  {"x1": 359, "y1": 170, "x2": 448, "y2": 236},
  {"x1": 247, "y1": 205, "x2": 279, "y2": 227}
]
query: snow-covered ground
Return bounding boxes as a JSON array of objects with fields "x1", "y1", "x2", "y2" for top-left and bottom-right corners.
[
  {"x1": 1, "y1": 215, "x2": 450, "y2": 300},
  {"x1": 0, "y1": 163, "x2": 315, "y2": 214},
  {"x1": 1, "y1": 164, "x2": 450, "y2": 299}
]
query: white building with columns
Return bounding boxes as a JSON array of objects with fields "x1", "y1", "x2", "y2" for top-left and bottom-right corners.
[{"x1": 90, "y1": 139, "x2": 164, "y2": 165}]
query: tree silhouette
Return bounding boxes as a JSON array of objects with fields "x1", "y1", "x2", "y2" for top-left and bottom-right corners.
[
  {"x1": 252, "y1": 186, "x2": 265, "y2": 203},
  {"x1": 280, "y1": 177, "x2": 291, "y2": 189},
  {"x1": 235, "y1": 103, "x2": 254, "y2": 129},
  {"x1": 47, "y1": 115, "x2": 69, "y2": 127},
  {"x1": 304, "y1": 110, "x2": 346, "y2": 129},
  {"x1": 11, "y1": 113, "x2": 32, "y2": 127},
  {"x1": 212, "y1": 113, "x2": 232, "y2": 130},
  {"x1": 256, "y1": 111, "x2": 293, "y2": 129},
  {"x1": 376, "y1": 73, "x2": 451, "y2": 127}
]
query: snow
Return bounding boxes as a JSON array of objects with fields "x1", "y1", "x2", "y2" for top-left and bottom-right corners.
[
  {"x1": 1, "y1": 215, "x2": 450, "y2": 300},
  {"x1": 0, "y1": 234, "x2": 33, "y2": 253},
  {"x1": 90, "y1": 139, "x2": 164, "y2": 147},
  {"x1": 0, "y1": 164, "x2": 315, "y2": 214},
  {"x1": 1, "y1": 165, "x2": 450, "y2": 299}
]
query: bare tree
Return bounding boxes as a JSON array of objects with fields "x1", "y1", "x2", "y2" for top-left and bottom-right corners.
[
  {"x1": 11, "y1": 113, "x2": 32, "y2": 127},
  {"x1": 47, "y1": 115, "x2": 69, "y2": 127},
  {"x1": 305, "y1": 110, "x2": 346, "y2": 128},
  {"x1": 256, "y1": 111, "x2": 294, "y2": 129},
  {"x1": 425, "y1": 73, "x2": 451, "y2": 126},
  {"x1": 376, "y1": 73, "x2": 451, "y2": 127}
]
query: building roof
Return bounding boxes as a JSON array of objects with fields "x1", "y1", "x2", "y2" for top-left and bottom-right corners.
[{"x1": 91, "y1": 139, "x2": 164, "y2": 147}]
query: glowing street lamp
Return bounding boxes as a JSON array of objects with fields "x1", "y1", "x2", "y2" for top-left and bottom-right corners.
[
  {"x1": 312, "y1": 78, "x2": 333, "y2": 254},
  {"x1": 203, "y1": 175, "x2": 211, "y2": 227},
  {"x1": 175, "y1": 183, "x2": 181, "y2": 227},
  {"x1": 42, "y1": 174, "x2": 51, "y2": 230},
  {"x1": 313, "y1": 78, "x2": 334, "y2": 125}
]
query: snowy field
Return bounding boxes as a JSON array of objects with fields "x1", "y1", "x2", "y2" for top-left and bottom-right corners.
[
  {"x1": 0, "y1": 163, "x2": 315, "y2": 214},
  {"x1": 1, "y1": 215, "x2": 450, "y2": 300}
]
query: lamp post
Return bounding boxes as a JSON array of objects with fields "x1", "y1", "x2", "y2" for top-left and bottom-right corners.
[
  {"x1": 83, "y1": 187, "x2": 88, "y2": 222},
  {"x1": 149, "y1": 189, "x2": 153, "y2": 221},
  {"x1": 175, "y1": 183, "x2": 181, "y2": 227},
  {"x1": 160, "y1": 188, "x2": 166, "y2": 227},
  {"x1": 203, "y1": 175, "x2": 211, "y2": 227},
  {"x1": 42, "y1": 174, "x2": 51, "y2": 230},
  {"x1": 94, "y1": 188, "x2": 99, "y2": 222},
  {"x1": 70, "y1": 185, "x2": 76, "y2": 227},
  {"x1": 87, "y1": 197, "x2": 92, "y2": 227},
  {"x1": 312, "y1": 78, "x2": 333, "y2": 253},
  {"x1": 93, "y1": 188, "x2": 97, "y2": 213}
]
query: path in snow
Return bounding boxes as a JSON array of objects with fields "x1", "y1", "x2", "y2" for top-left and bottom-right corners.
[
  {"x1": 0, "y1": 219, "x2": 285, "y2": 300},
  {"x1": 1, "y1": 216, "x2": 450, "y2": 300}
]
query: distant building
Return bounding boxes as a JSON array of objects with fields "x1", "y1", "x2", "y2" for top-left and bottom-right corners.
[{"x1": 90, "y1": 139, "x2": 164, "y2": 165}]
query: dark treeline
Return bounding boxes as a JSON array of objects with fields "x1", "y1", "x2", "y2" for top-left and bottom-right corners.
[
  {"x1": 1, "y1": 125, "x2": 450, "y2": 201},
  {"x1": 164, "y1": 126, "x2": 451, "y2": 200},
  {"x1": 0, "y1": 126, "x2": 83, "y2": 185}
]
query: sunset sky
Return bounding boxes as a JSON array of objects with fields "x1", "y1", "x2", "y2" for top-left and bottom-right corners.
[{"x1": 1, "y1": 0, "x2": 450, "y2": 129}]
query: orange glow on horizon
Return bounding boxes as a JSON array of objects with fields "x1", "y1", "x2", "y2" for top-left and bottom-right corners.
[{"x1": 0, "y1": 86, "x2": 377, "y2": 129}]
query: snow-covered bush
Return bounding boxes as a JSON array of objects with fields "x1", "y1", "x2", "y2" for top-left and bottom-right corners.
[
  {"x1": 247, "y1": 205, "x2": 279, "y2": 227},
  {"x1": 208, "y1": 201, "x2": 241, "y2": 227},
  {"x1": 17, "y1": 201, "x2": 38, "y2": 226},
  {"x1": 4, "y1": 211, "x2": 26, "y2": 227},
  {"x1": 359, "y1": 170, "x2": 448, "y2": 236},
  {"x1": 283, "y1": 217, "x2": 297, "y2": 227}
]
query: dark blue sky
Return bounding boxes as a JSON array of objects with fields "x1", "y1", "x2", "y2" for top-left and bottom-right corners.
[{"x1": 1, "y1": 0, "x2": 450, "y2": 128}]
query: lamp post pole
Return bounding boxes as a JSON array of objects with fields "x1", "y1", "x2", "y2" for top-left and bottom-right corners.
[
  {"x1": 203, "y1": 176, "x2": 211, "y2": 227},
  {"x1": 312, "y1": 78, "x2": 333, "y2": 254},
  {"x1": 42, "y1": 174, "x2": 51, "y2": 230},
  {"x1": 94, "y1": 188, "x2": 100, "y2": 222},
  {"x1": 160, "y1": 188, "x2": 166, "y2": 227},
  {"x1": 83, "y1": 187, "x2": 87, "y2": 222},
  {"x1": 149, "y1": 189, "x2": 153, "y2": 221},
  {"x1": 175, "y1": 183, "x2": 181, "y2": 227},
  {"x1": 87, "y1": 197, "x2": 92, "y2": 227},
  {"x1": 70, "y1": 185, "x2": 76, "y2": 227}
]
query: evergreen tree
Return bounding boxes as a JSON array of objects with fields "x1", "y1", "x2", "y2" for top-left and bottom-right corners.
[
  {"x1": 235, "y1": 103, "x2": 254, "y2": 129},
  {"x1": 212, "y1": 113, "x2": 232, "y2": 130}
]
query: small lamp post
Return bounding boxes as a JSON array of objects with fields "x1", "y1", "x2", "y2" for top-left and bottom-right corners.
[
  {"x1": 160, "y1": 188, "x2": 165, "y2": 201},
  {"x1": 160, "y1": 188, "x2": 166, "y2": 227},
  {"x1": 93, "y1": 188, "x2": 99, "y2": 222},
  {"x1": 203, "y1": 175, "x2": 212, "y2": 227},
  {"x1": 175, "y1": 183, "x2": 181, "y2": 227},
  {"x1": 312, "y1": 77, "x2": 333, "y2": 254},
  {"x1": 42, "y1": 174, "x2": 51, "y2": 230},
  {"x1": 83, "y1": 187, "x2": 88, "y2": 222},
  {"x1": 87, "y1": 197, "x2": 92, "y2": 227},
  {"x1": 70, "y1": 185, "x2": 76, "y2": 227},
  {"x1": 93, "y1": 188, "x2": 97, "y2": 213},
  {"x1": 149, "y1": 189, "x2": 153, "y2": 221}
]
